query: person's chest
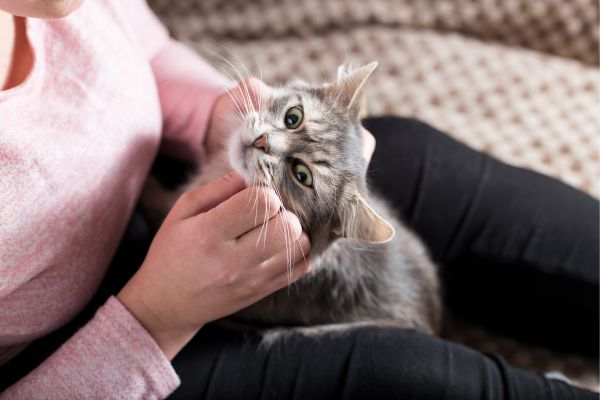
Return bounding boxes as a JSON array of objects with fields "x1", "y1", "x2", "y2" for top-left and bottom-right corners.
[{"x1": 0, "y1": 1, "x2": 161, "y2": 344}]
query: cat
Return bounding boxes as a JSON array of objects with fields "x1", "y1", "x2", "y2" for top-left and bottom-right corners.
[{"x1": 142, "y1": 62, "x2": 441, "y2": 335}]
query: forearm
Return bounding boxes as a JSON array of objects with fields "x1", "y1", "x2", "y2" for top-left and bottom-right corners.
[
  {"x1": 1, "y1": 297, "x2": 179, "y2": 400},
  {"x1": 117, "y1": 275, "x2": 201, "y2": 361}
]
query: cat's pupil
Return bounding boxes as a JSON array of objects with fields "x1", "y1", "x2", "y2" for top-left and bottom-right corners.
[
  {"x1": 287, "y1": 115, "x2": 298, "y2": 125},
  {"x1": 296, "y1": 171, "x2": 307, "y2": 182}
]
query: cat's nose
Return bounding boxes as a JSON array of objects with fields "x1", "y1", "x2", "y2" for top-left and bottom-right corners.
[{"x1": 253, "y1": 134, "x2": 269, "y2": 154}]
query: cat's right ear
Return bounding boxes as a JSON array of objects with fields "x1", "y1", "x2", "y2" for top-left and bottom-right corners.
[{"x1": 324, "y1": 61, "x2": 378, "y2": 117}]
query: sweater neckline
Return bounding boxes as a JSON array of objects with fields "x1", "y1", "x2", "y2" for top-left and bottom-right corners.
[{"x1": 0, "y1": 18, "x2": 43, "y2": 101}]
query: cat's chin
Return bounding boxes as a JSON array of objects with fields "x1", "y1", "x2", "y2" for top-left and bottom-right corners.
[{"x1": 227, "y1": 138, "x2": 262, "y2": 186}]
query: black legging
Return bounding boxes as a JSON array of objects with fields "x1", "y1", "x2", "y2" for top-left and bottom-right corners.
[
  {"x1": 365, "y1": 117, "x2": 598, "y2": 356},
  {"x1": 1, "y1": 117, "x2": 597, "y2": 399}
]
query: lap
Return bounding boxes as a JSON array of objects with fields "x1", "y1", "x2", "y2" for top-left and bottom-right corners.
[
  {"x1": 169, "y1": 325, "x2": 595, "y2": 400},
  {"x1": 364, "y1": 116, "x2": 599, "y2": 356}
]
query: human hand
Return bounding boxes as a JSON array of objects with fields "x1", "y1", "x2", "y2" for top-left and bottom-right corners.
[{"x1": 118, "y1": 172, "x2": 311, "y2": 360}]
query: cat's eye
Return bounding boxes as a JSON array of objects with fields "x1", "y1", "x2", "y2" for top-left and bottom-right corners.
[
  {"x1": 284, "y1": 106, "x2": 304, "y2": 129},
  {"x1": 292, "y1": 160, "x2": 313, "y2": 187}
]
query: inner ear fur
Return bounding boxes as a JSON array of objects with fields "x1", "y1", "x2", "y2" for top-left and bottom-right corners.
[{"x1": 332, "y1": 193, "x2": 395, "y2": 244}]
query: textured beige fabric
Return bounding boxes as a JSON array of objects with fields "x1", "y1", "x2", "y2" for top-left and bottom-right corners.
[
  {"x1": 152, "y1": 0, "x2": 599, "y2": 65},
  {"x1": 149, "y1": 0, "x2": 599, "y2": 390}
]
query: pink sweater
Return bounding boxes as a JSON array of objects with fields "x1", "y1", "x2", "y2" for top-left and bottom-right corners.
[{"x1": 0, "y1": 0, "x2": 231, "y2": 398}]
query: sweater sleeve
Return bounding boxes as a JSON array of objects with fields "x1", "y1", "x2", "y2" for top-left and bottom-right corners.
[
  {"x1": 2, "y1": 4, "x2": 226, "y2": 397},
  {"x1": 120, "y1": 0, "x2": 233, "y2": 164},
  {"x1": 0, "y1": 297, "x2": 180, "y2": 399}
]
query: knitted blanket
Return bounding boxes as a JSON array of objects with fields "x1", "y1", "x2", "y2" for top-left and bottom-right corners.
[{"x1": 149, "y1": 0, "x2": 599, "y2": 390}]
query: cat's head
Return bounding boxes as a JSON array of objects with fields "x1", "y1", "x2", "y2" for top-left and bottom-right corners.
[{"x1": 227, "y1": 62, "x2": 394, "y2": 255}]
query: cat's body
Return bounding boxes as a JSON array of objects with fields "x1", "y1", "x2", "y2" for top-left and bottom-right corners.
[
  {"x1": 236, "y1": 196, "x2": 441, "y2": 333},
  {"x1": 142, "y1": 62, "x2": 441, "y2": 335},
  {"x1": 174, "y1": 153, "x2": 441, "y2": 333}
]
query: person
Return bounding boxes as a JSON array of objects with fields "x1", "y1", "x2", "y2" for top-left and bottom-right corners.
[{"x1": 0, "y1": 0, "x2": 597, "y2": 399}]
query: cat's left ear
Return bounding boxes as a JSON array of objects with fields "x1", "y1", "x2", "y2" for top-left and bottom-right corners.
[
  {"x1": 333, "y1": 193, "x2": 395, "y2": 243},
  {"x1": 328, "y1": 61, "x2": 378, "y2": 116}
]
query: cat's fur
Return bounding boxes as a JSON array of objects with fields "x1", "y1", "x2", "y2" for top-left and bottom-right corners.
[{"x1": 142, "y1": 62, "x2": 441, "y2": 334}]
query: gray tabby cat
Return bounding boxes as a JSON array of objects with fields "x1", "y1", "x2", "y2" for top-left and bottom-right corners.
[{"x1": 143, "y1": 62, "x2": 441, "y2": 335}]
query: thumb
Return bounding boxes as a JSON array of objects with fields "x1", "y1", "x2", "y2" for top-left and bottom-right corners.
[{"x1": 166, "y1": 172, "x2": 247, "y2": 222}]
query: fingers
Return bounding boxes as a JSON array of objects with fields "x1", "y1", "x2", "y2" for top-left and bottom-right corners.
[
  {"x1": 269, "y1": 258, "x2": 312, "y2": 292},
  {"x1": 236, "y1": 210, "x2": 303, "y2": 263},
  {"x1": 262, "y1": 231, "x2": 311, "y2": 269},
  {"x1": 238, "y1": 256, "x2": 311, "y2": 308},
  {"x1": 168, "y1": 172, "x2": 246, "y2": 222},
  {"x1": 224, "y1": 223, "x2": 310, "y2": 306},
  {"x1": 202, "y1": 185, "x2": 282, "y2": 239},
  {"x1": 246, "y1": 249, "x2": 312, "y2": 303}
]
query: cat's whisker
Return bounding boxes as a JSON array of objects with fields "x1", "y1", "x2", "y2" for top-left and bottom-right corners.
[
  {"x1": 266, "y1": 165, "x2": 294, "y2": 282},
  {"x1": 240, "y1": 76, "x2": 258, "y2": 119},
  {"x1": 278, "y1": 202, "x2": 293, "y2": 283},
  {"x1": 258, "y1": 163, "x2": 289, "y2": 274},
  {"x1": 228, "y1": 67, "x2": 252, "y2": 117},
  {"x1": 256, "y1": 61, "x2": 265, "y2": 115},
  {"x1": 218, "y1": 76, "x2": 245, "y2": 116},
  {"x1": 222, "y1": 45, "x2": 258, "y2": 115},
  {"x1": 242, "y1": 74, "x2": 257, "y2": 116},
  {"x1": 271, "y1": 186, "x2": 291, "y2": 277},
  {"x1": 209, "y1": 51, "x2": 253, "y2": 114},
  {"x1": 283, "y1": 211, "x2": 293, "y2": 284},
  {"x1": 254, "y1": 213, "x2": 265, "y2": 248},
  {"x1": 248, "y1": 171, "x2": 263, "y2": 234},
  {"x1": 221, "y1": 103, "x2": 245, "y2": 127},
  {"x1": 252, "y1": 178, "x2": 261, "y2": 229},
  {"x1": 261, "y1": 184, "x2": 270, "y2": 249},
  {"x1": 248, "y1": 175, "x2": 258, "y2": 210},
  {"x1": 255, "y1": 169, "x2": 272, "y2": 248},
  {"x1": 209, "y1": 43, "x2": 255, "y2": 115},
  {"x1": 226, "y1": 91, "x2": 247, "y2": 120},
  {"x1": 260, "y1": 164, "x2": 277, "y2": 250},
  {"x1": 189, "y1": 43, "x2": 251, "y2": 119},
  {"x1": 223, "y1": 75, "x2": 249, "y2": 119},
  {"x1": 286, "y1": 196, "x2": 308, "y2": 265}
]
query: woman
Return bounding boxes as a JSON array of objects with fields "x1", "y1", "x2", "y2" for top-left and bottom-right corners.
[{"x1": 0, "y1": 0, "x2": 597, "y2": 398}]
